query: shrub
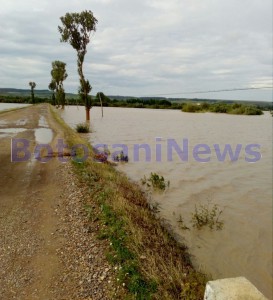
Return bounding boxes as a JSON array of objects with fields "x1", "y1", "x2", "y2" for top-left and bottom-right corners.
[
  {"x1": 191, "y1": 201, "x2": 224, "y2": 230},
  {"x1": 75, "y1": 122, "x2": 90, "y2": 133},
  {"x1": 182, "y1": 103, "x2": 201, "y2": 112},
  {"x1": 200, "y1": 102, "x2": 210, "y2": 110},
  {"x1": 229, "y1": 105, "x2": 263, "y2": 115},
  {"x1": 112, "y1": 151, "x2": 129, "y2": 162},
  {"x1": 231, "y1": 103, "x2": 242, "y2": 109},
  {"x1": 210, "y1": 103, "x2": 229, "y2": 113},
  {"x1": 177, "y1": 215, "x2": 190, "y2": 230},
  {"x1": 141, "y1": 172, "x2": 170, "y2": 191},
  {"x1": 229, "y1": 107, "x2": 245, "y2": 115},
  {"x1": 243, "y1": 106, "x2": 263, "y2": 115}
]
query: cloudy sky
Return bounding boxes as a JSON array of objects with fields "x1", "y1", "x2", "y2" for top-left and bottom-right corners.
[{"x1": 0, "y1": 0, "x2": 271, "y2": 101}]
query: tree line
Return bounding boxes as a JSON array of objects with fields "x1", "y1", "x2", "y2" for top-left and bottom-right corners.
[
  {"x1": 1, "y1": 91, "x2": 269, "y2": 115},
  {"x1": 182, "y1": 102, "x2": 264, "y2": 115}
]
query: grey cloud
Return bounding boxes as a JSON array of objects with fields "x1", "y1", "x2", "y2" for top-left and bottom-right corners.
[{"x1": 0, "y1": 0, "x2": 271, "y2": 100}]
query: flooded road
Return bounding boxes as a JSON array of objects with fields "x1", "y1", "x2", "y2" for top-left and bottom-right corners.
[{"x1": 61, "y1": 106, "x2": 272, "y2": 298}]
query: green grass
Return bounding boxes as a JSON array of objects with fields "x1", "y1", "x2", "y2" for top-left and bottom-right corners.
[{"x1": 98, "y1": 196, "x2": 157, "y2": 299}]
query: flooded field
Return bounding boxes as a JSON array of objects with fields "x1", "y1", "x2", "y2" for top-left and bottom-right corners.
[
  {"x1": 0, "y1": 103, "x2": 30, "y2": 111},
  {"x1": 61, "y1": 106, "x2": 272, "y2": 298},
  {"x1": 0, "y1": 104, "x2": 53, "y2": 144}
]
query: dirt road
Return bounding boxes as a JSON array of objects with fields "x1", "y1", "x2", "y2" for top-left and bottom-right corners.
[{"x1": 0, "y1": 104, "x2": 114, "y2": 299}]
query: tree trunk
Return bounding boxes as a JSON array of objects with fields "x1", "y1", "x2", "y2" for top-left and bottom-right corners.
[{"x1": 85, "y1": 107, "x2": 90, "y2": 121}]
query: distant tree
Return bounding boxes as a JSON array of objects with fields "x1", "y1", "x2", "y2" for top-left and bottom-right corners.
[
  {"x1": 210, "y1": 103, "x2": 229, "y2": 113},
  {"x1": 96, "y1": 92, "x2": 110, "y2": 103},
  {"x1": 48, "y1": 80, "x2": 57, "y2": 106},
  {"x1": 159, "y1": 99, "x2": 172, "y2": 106},
  {"x1": 50, "y1": 60, "x2": 68, "y2": 108},
  {"x1": 29, "y1": 81, "x2": 36, "y2": 104},
  {"x1": 182, "y1": 102, "x2": 201, "y2": 113},
  {"x1": 58, "y1": 10, "x2": 98, "y2": 121},
  {"x1": 200, "y1": 102, "x2": 210, "y2": 110},
  {"x1": 96, "y1": 92, "x2": 110, "y2": 117}
]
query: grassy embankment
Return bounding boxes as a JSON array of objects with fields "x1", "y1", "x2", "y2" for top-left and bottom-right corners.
[{"x1": 50, "y1": 106, "x2": 207, "y2": 299}]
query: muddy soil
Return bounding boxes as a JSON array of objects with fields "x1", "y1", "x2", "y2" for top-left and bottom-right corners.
[{"x1": 0, "y1": 104, "x2": 114, "y2": 300}]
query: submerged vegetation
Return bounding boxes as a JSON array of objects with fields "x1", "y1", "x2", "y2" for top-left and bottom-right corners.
[
  {"x1": 191, "y1": 202, "x2": 224, "y2": 230},
  {"x1": 112, "y1": 151, "x2": 129, "y2": 162},
  {"x1": 141, "y1": 172, "x2": 170, "y2": 191},
  {"x1": 51, "y1": 106, "x2": 207, "y2": 299},
  {"x1": 178, "y1": 201, "x2": 224, "y2": 231}
]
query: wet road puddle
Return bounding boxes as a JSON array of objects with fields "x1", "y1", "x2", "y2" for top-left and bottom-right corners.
[
  {"x1": 34, "y1": 115, "x2": 53, "y2": 144},
  {"x1": 34, "y1": 128, "x2": 53, "y2": 144},
  {"x1": 38, "y1": 116, "x2": 48, "y2": 127},
  {"x1": 16, "y1": 119, "x2": 27, "y2": 126},
  {"x1": 0, "y1": 120, "x2": 8, "y2": 127}
]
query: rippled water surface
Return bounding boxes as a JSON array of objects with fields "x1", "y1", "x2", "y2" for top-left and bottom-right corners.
[{"x1": 61, "y1": 106, "x2": 272, "y2": 298}]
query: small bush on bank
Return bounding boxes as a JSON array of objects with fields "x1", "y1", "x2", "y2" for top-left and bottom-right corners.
[{"x1": 75, "y1": 123, "x2": 90, "y2": 133}]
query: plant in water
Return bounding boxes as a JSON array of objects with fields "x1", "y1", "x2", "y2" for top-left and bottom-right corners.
[
  {"x1": 141, "y1": 172, "x2": 170, "y2": 191},
  {"x1": 76, "y1": 122, "x2": 90, "y2": 133},
  {"x1": 149, "y1": 201, "x2": 161, "y2": 213},
  {"x1": 191, "y1": 201, "x2": 224, "y2": 230},
  {"x1": 112, "y1": 151, "x2": 128, "y2": 162},
  {"x1": 177, "y1": 215, "x2": 190, "y2": 230}
]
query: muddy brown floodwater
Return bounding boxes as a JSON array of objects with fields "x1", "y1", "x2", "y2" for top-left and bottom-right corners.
[{"x1": 61, "y1": 106, "x2": 272, "y2": 299}]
